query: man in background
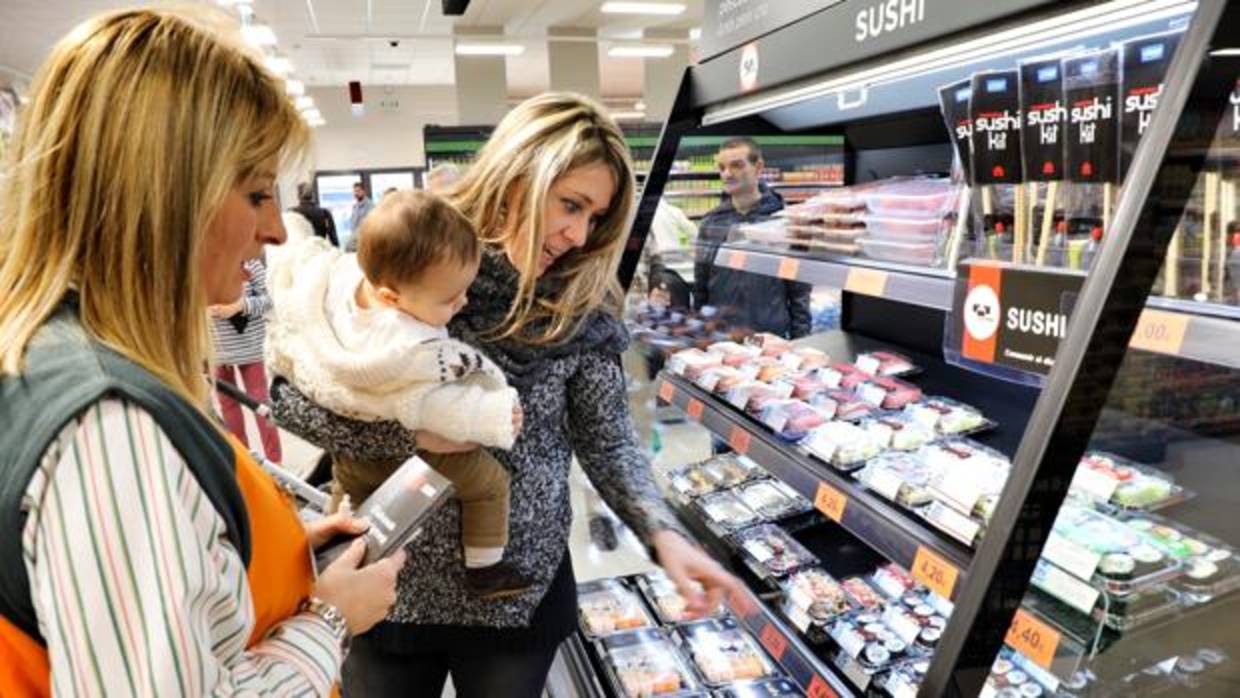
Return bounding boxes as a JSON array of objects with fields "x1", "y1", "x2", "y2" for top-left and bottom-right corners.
[
  {"x1": 291, "y1": 182, "x2": 338, "y2": 247},
  {"x1": 694, "y1": 137, "x2": 812, "y2": 338},
  {"x1": 350, "y1": 181, "x2": 375, "y2": 231}
]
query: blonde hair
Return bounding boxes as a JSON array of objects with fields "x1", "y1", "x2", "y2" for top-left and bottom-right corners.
[
  {"x1": 0, "y1": 7, "x2": 308, "y2": 404},
  {"x1": 449, "y1": 92, "x2": 635, "y2": 345}
]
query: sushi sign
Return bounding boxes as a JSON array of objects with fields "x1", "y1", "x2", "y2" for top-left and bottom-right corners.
[{"x1": 955, "y1": 261, "x2": 1085, "y2": 376}]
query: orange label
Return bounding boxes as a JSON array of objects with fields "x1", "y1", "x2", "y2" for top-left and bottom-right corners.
[
  {"x1": 777, "y1": 257, "x2": 801, "y2": 280},
  {"x1": 807, "y1": 675, "x2": 839, "y2": 698},
  {"x1": 814, "y1": 482, "x2": 847, "y2": 523},
  {"x1": 728, "y1": 250, "x2": 748, "y2": 270},
  {"x1": 686, "y1": 399, "x2": 704, "y2": 421},
  {"x1": 961, "y1": 263, "x2": 1003, "y2": 365},
  {"x1": 845, "y1": 267, "x2": 889, "y2": 297},
  {"x1": 657, "y1": 381, "x2": 675, "y2": 403},
  {"x1": 759, "y1": 623, "x2": 788, "y2": 661},
  {"x1": 912, "y1": 546, "x2": 960, "y2": 599},
  {"x1": 728, "y1": 426, "x2": 752, "y2": 454},
  {"x1": 1129, "y1": 309, "x2": 1189, "y2": 356},
  {"x1": 1005, "y1": 608, "x2": 1061, "y2": 670}
]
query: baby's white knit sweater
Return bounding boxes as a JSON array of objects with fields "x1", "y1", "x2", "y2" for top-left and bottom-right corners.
[{"x1": 265, "y1": 237, "x2": 519, "y2": 448}]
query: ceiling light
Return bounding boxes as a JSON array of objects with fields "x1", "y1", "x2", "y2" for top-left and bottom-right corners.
[
  {"x1": 689, "y1": 27, "x2": 702, "y2": 41},
  {"x1": 600, "y1": 2, "x2": 686, "y2": 15},
  {"x1": 302, "y1": 108, "x2": 322, "y2": 121},
  {"x1": 241, "y1": 24, "x2": 277, "y2": 47},
  {"x1": 285, "y1": 79, "x2": 306, "y2": 96},
  {"x1": 295, "y1": 96, "x2": 315, "y2": 110},
  {"x1": 265, "y1": 56, "x2": 294, "y2": 76},
  {"x1": 608, "y1": 45, "x2": 675, "y2": 58},
  {"x1": 455, "y1": 43, "x2": 525, "y2": 56},
  {"x1": 610, "y1": 110, "x2": 647, "y2": 120},
  {"x1": 634, "y1": 100, "x2": 647, "y2": 111}
]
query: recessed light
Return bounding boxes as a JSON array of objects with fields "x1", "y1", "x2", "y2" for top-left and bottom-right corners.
[
  {"x1": 285, "y1": 79, "x2": 306, "y2": 96},
  {"x1": 600, "y1": 2, "x2": 686, "y2": 15},
  {"x1": 689, "y1": 27, "x2": 702, "y2": 41},
  {"x1": 241, "y1": 24, "x2": 277, "y2": 47},
  {"x1": 610, "y1": 110, "x2": 647, "y2": 120},
  {"x1": 455, "y1": 43, "x2": 525, "y2": 56},
  {"x1": 608, "y1": 45, "x2": 675, "y2": 58}
]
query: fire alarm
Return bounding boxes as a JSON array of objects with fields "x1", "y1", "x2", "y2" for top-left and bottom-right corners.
[{"x1": 349, "y1": 80, "x2": 364, "y2": 117}]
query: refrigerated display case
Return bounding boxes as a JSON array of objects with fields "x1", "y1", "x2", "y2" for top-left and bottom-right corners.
[{"x1": 558, "y1": 2, "x2": 1240, "y2": 697}]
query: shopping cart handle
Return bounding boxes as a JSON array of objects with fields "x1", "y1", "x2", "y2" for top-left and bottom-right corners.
[{"x1": 213, "y1": 377, "x2": 272, "y2": 417}]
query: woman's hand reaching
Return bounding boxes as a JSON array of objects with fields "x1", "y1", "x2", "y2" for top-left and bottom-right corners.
[{"x1": 652, "y1": 529, "x2": 746, "y2": 620}]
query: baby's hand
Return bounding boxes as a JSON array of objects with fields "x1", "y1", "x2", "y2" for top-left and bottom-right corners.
[{"x1": 512, "y1": 404, "x2": 524, "y2": 435}]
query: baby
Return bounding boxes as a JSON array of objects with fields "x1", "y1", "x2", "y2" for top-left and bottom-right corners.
[{"x1": 267, "y1": 190, "x2": 532, "y2": 598}]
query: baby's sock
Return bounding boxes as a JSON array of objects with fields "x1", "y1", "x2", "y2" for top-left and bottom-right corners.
[{"x1": 464, "y1": 546, "x2": 504, "y2": 569}]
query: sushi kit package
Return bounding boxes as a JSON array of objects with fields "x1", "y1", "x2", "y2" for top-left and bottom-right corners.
[
  {"x1": 596, "y1": 628, "x2": 708, "y2": 698},
  {"x1": 578, "y1": 578, "x2": 658, "y2": 638},
  {"x1": 1062, "y1": 49, "x2": 1120, "y2": 270},
  {"x1": 673, "y1": 618, "x2": 782, "y2": 687},
  {"x1": 971, "y1": 69, "x2": 1027, "y2": 264},
  {"x1": 1020, "y1": 55, "x2": 1070, "y2": 267}
]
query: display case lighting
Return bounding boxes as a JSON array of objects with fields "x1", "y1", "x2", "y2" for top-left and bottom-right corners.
[
  {"x1": 610, "y1": 110, "x2": 647, "y2": 120},
  {"x1": 600, "y1": 2, "x2": 686, "y2": 15}
]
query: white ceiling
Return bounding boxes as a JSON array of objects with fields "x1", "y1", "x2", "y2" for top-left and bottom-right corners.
[{"x1": 0, "y1": 0, "x2": 702, "y2": 99}]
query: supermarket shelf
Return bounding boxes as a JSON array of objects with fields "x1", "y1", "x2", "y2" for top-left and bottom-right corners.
[
  {"x1": 769, "y1": 181, "x2": 841, "y2": 188},
  {"x1": 663, "y1": 190, "x2": 725, "y2": 199},
  {"x1": 658, "y1": 372, "x2": 976, "y2": 601}
]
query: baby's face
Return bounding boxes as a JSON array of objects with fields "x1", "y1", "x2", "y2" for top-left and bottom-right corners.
[{"x1": 388, "y1": 258, "x2": 479, "y2": 328}]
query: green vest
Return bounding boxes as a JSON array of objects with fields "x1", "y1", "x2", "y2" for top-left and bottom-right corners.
[{"x1": 0, "y1": 298, "x2": 251, "y2": 642}]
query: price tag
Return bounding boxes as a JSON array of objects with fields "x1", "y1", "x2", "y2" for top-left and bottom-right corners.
[
  {"x1": 777, "y1": 256, "x2": 801, "y2": 280},
  {"x1": 925, "y1": 501, "x2": 982, "y2": 546},
  {"x1": 866, "y1": 468, "x2": 906, "y2": 502},
  {"x1": 912, "y1": 546, "x2": 960, "y2": 599},
  {"x1": 1129, "y1": 309, "x2": 1189, "y2": 356},
  {"x1": 728, "y1": 426, "x2": 752, "y2": 454},
  {"x1": 1041, "y1": 532, "x2": 1102, "y2": 581},
  {"x1": 686, "y1": 399, "x2": 705, "y2": 421},
  {"x1": 1031, "y1": 560, "x2": 1101, "y2": 614},
  {"x1": 728, "y1": 250, "x2": 749, "y2": 270},
  {"x1": 845, "y1": 267, "x2": 889, "y2": 297},
  {"x1": 1005, "y1": 608, "x2": 1061, "y2": 670},
  {"x1": 657, "y1": 381, "x2": 675, "y2": 403},
  {"x1": 808, "y1": 675, "x2": 839, "y2": 698},
  {"x1": 759, "y1": 623, "x2": 788, "y2": 660},
  {"x1": 814, "y1": 482, "x2": 847, "y2": 523}
]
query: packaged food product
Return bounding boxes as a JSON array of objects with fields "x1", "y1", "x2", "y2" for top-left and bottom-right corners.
[
  {"x1": 804, "y1": 393, "x2": 840, "y2": 421},
  {"x1": 726, "y1": 380, "x2": 795, "y2": 414},
  {"x1": 841, "y1": 577, "x2": 885, "y2": 611},
  {"x1": 759, "y1": 399, "x2": 828, "y2": 441},
  {"x1": 598, "y1": 628, "x2": 705, "y2": 698},
  {"x1": 786, "y1": 223, "x2": 868, "y2": 245},
  {"x1": 694, "y1": 366, "x2": 749, "y2": 394},
  {"x1": 832, "y1": 362, "x2": 871, "y2": 390},
  {"x1": 784, "y1": 568, "x2": 854, "y2": 623},
  {"x1": 746, "y1": 333, "x2": 794, "y2": 357},
  {"x1": 777, "y1": 347, "x2": 831, "y2": 373},
  {"x1": 579, "y1": 579, "x2": 657, "y2": 637},
  {"x1": 1092, "y1": 585, "x2": 1182, "y2": 631},
  {"x1": 878, "y1": 658, "x2": 932, "y2": 698},
  {"x1": 803, "y1": 421, "x2": 881, "y2": 470},
  {"x1": 714, "y1": 677, "x2": 806, "y2": 698},
  {"x1": 827, "y1": 612, "x2": 918, "y2": 676},
  {"x1": 863, "y1": 214, "x2": 950, "y2": 242},
  {"x1": 781, "y1": 189, "x2": 867, "y2": 219},
  {"x1": 786, "y1": 372, "x2": 832, "y2": 401},
  {"x1": 860, "y1": 178, "x2": 960, "y2": 218},
  {"x1": 921, "y1": 440, "x2": 1011, "y2": 524},
  {"x1": 735, "y1": 524, "x2": 817, "y2": 579},
  {"x1": 634, "y1": 569, "x2": 726, "y2": 625},
  {"x1": 1070, "y1": 453, "x2": 1185, "y2": 511},
  {"x1": 1048, "y1": 504, "x2": 1182, "y2": 595},
  {"x1": 861, "y1": 415, "x2": 936, "y2": 452},
  {"x1": 708, "y1": 341, "x2": 763, "y2": 367},
  {"x1": 855, "y1": 376, "x2": 924, "y2": 410},
  {"x1": 855, "y1": 452, "x2": 935, "y2": 507},
  {"x1": 854, "y1": 351, "x2": 918, "y2": 378},
  {"x1": 739, "y1": 219, "x2": 794, "y2": 246},
  {"x1": 736, "y1": 480, "x2": 813, "y2": 521},
  {"x1": 811, "y1": 365, "x2": 846, "y2": 390},
  {"x1": 667, "y1": 455, "x2": 764, "y2": 499},
  {"x1": 872, "y1": 563, "x2": 917, "y2": 600},
  {"x1": 983, "y1": 649, "x2": 1058, "y2": 698},
  {"x1": 697, "y1": 491, "x2": 762, "y2": 532},
  {"x1": 858, "y1": 237, "x2": 940, "y2": 265},
  {"x1": 825, "y1": 389, "x2": 879, "y2": 421},
  {"x1": 669, "y1": 349, "x2": 721, "y2": 380},
  {"x1": 675, "y1": 618, "x2": 779, "y2": 686},
  {"x1": 905, "y1": 397, "x2": 994, "y2": 436},
  {"x1": 1123, "y1": 515, "x2": 1240, "y2": 598}
]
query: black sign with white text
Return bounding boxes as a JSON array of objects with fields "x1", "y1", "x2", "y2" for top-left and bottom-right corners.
[
  {"x1": 1019, "y1": 57, "x2": 1067, "y2": 182},
  {"x1": 1120, "y1": 31, "x2": 1182, "y2": 179},
  {"x1": 1064, "y1": 50, "x2": 1120, "y2": 184}
]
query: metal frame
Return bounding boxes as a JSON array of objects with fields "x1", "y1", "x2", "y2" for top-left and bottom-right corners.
[{"x1": 622, "y1": 1, "x2": 1239, "y2": 696}]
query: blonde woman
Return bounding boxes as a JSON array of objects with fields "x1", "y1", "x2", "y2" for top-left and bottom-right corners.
[
  {"x1": 0, "y1": 9, "x2": 403, "y2": 696},
  {"x1": 270, "y1": 92, "x2": 744, "y2": 697}
]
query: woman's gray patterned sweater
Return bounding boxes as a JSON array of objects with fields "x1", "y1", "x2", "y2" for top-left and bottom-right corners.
[{"x1": 270, "y1": 248, "x2": 685, "y2": 632}]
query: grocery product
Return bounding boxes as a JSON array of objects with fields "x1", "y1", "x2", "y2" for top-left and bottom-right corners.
[
  {"x1": 854, "y1": 351, "x2": 919, "y2": 378},
  {"x1": 922, "y1": 440, "x2": 1012, "y2": 524},
  {"x1": 735, "y1": 524, "x2": 818, "y2": 579},
  {"x1": 635, "y1": 569, "x2": 726, "y2": 625},
  {"x1": 855, "y1": 376, "x2": 923, "y2": 410},
  {"x1": 786, "y1": 372, "x2": 832, "y2": 401},
  {"x1": 872, "y1": 563, "x2": 917, "y2": 600},
  {"x1": 878, "y1": 658, "x2": 931, "y2": 698},
  {"x1": 832, "y1": 362, "x2": 871, "y2": 390},
  {"x1": 746, "y1": 333, "x2": 794, "y2": 357},
  {"x1": 694, "y1": 366, "x2": 750, "y2": 394},
  {"x1": 803, "y1": 420, "x2": 882, "y2": 470},
  {"x1": 598, "y1": 628, "x2": 705, "y2": 698},
  {"x1": 697, "y1": 491, "x2": 762, "y2": 531},
  {"x1": 855, "y1": 451, "x2": 935, "y2": 507},
  {"x1": 1123, "y1": 515, "x2": 1240, "y2": 598},
  {"x1": 579, "y1": 579, "x2": 657, "y2": 637},
  {"x1": 860, "y1": 178, "x2": 960, "y2": 219},
  {"x1": 1070, "y1": 453, "x2": 1184, "y2": 511},
  {"x1": 736, "y1": 479, "x2": 813, "y2": 521},
  {"x1": 825, "y1": 389, "x2": 879, "y2": 421},
  {"x1": 727, "y1": 380, "x2": 795, "y2": 414},
  {"x1": 778, "y1": 347, "x2": 831, "y2": 372},
  {"x1": 904, "y1": 397, "x2": 994, "y2": 436},
  {"x1": 669, "y1": 349, "x2": 721, "y2": 380},
  {"x1": 861, "y1": 415, "x2": 936, "y2": 452},
  {"x1": 714, "y1": 677, "x2": 806, "y2": 698},
  {"x1": 828, "y1": 611, "x2": 919, "y2": 676},
  {"x1": 676, "y1": 618, "x2": 779, "y2": 686},
  {"x1": 668, "y1": 455, "x2": 764, "y2": 499},
  {"x1": 759, "y1": 399, "x2": 828, "y2": 441},
  {"x1": 784, "y1": 568, "x2": 855, "y2": 623},
  {"x1": 709, "y1": 341, "x2": 763, "y2": 367},
  {"x1": 1047, "y1": 504, "x2": 1182, "y2": 594},
  {"x1": 841, "y1": 577, "x2": 885, "y2": 611}
]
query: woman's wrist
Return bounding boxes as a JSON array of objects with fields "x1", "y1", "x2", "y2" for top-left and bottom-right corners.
[{"x1": 300, "y1": 596, "x2": 352, "y2": 656}]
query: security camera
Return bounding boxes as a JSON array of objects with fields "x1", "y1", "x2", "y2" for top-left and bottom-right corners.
[{"x1": 389, "y1": 39, "x2": 400, "y2": 48}]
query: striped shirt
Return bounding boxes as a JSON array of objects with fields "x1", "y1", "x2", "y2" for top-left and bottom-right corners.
[
  {"x1": 21, "y1": 398, "x2": 342, "y2": 695},
  {"x1": 211, "y1": 259, "x2": 273, "y2": 366}
]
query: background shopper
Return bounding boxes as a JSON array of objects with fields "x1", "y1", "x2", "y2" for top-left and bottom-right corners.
[
  {"x1": 347, "y1": 181, "x2": 375, "y2": 250},
  {"x1": 271, "y1": 92, "x2": 744, "y2": 698},
  {"x1": 292, "y1": 181, "x2": 339, "y2": 246},
  {"x1": 0, "y1": 9, "x2": 401, "y2": 695}
]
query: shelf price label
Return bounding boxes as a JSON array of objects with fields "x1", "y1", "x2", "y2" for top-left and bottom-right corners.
[
  {"x1": 657, "y1": 381, "x2": 675, "y2": 403},
  {"x1": 758, "y1": 623, "x2": 788, "y2": 661},
  {"x1": 912, "y1": 546, "x2": 959, "y2": 599},
  {"x1": 728, "y1": 426, "x2": 752, "y2": 454},
  {"x1": 814, "y1": 482, "x2": 847, "y2": 523},
  {"x1": 844, "y1": 267, "x2": 889, "y2": 297},
  {"x1": 1129, "y1": 309, "x2": 1189, "y2": 356},
  {"x1": 777, "y1": 256, "x2": 801, "y2": 280},
  {"x1": 727, "y1": 251, "x2": 748, "y2": 270},
  {"x1": 807, "y1": 675, "x2": 839, "y2": 698},
  {"x1": 686, "y1": 399, "x2": 705, "y2": 421},
  {"x1": 1005, "y1": 608, "x2": 1061, "y2": 670}
]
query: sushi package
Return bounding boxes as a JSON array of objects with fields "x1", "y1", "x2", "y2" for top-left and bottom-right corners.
[
  {"x1": 854, "y1": 350, "x2": 919, "y2": 378},
  {"x1": 715, "y1": 677, "x2": 806, "y2": 698},
  {"x1": 669, "y1": 348, "x2": 722, "y2": 380},
  {"x1": 1045, "y1": 504, "x2": 1182, "y2": 595},
  {"x1": 922, "y1": 440, "x2": 1011, "y2": 524},
  {"x1": 781, "y1": 567, "x2": 856, "y2": 640},
  {"x1": 597, "y1": 628, "x2": 707, "y2": 698},
  {"x1": 668, "y1": 454, "x2": 764, "y2": 500},
  {"x1": 1069, "y1": 452, "x2": 1187, "y2": 511},
  {"x1": 860, "y1": 414, "x2": 937, "y2": 452},
  {"x1": 634, "y1": 569, "x2": 728, "y2": 625},
  {"x1": 855, "y1": 376, "x2": 924, "y2": 410},
  {"x1": 579, "y1": 578, "x2": 657, "y2": 638},
  {"x1": 674, "y1": 618, "x2": 781, "y2": 686},
  {"x1": 803, "y1": 420, "x2": 882, "y2": 470},
  {"x1": 904, "y1": 396, "x2": 995, "y2": 437},
  {"x1": 1124, "y1": 515, "x2": 1240, "y2": 599},
  {"x1": 759, "y1": 399, "x2": 829, "y2": 441},
  {"x1": 1019, "y1": 55, "x2": 1069, "y2": 266},
  {"x1": 855, "y1": 451, "x2": 936, "y2": 508},
  {"x1": 736, "y1": 479, "x2": 813, "y2": 521},
  {"x1": 735, "y1": 524, "x2": 818, "y2": 580},
  {"x1": 1120, "y1": 31, "x2": 1182, "y2": 179},
  {"x1": 1062, "y1": 49, "x2": 1120, "y2": 269},
  {"x1": 971, "y1": 69, "x2": 1025, "y2": 259}
]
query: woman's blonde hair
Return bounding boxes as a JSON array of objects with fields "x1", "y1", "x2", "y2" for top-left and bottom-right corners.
[
  {"x1": 0, "y1": 7, "x2": 309, "y2": 403},
  {"x1": 449, "y1": 92, "x2": 635, "y2": 345}
]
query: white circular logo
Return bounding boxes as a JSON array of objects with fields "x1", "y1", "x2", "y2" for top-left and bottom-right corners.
[
  {"x1": 739, "y1": 43, "x2": 759, "y2": 92},
  {"x1": 964, "y1": 283, "x2": 1001, "y2": 342}
]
